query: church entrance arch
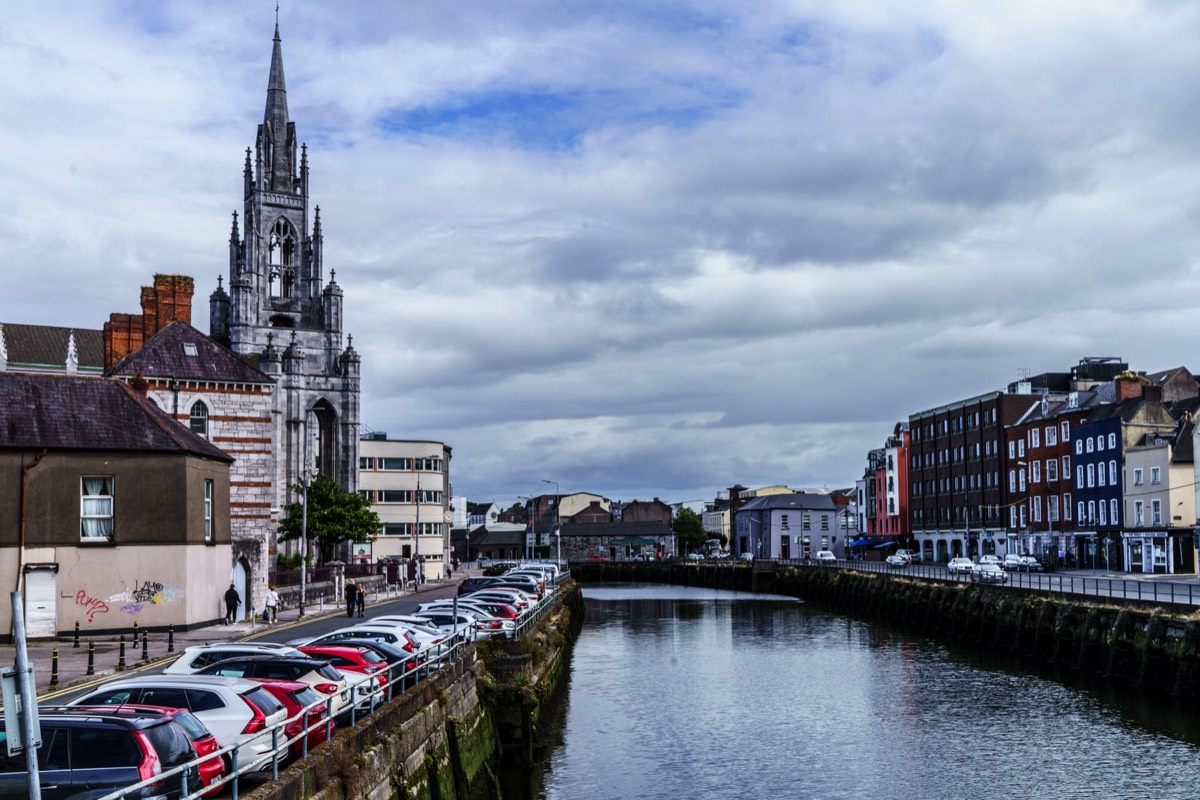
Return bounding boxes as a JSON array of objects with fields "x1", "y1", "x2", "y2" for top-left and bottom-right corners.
[{"x1": 231, "y1": 557, "x2": 250, "y2": 623}]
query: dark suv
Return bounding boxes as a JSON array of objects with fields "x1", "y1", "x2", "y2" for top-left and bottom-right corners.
[{"x1": 0, "y1": 707, "x2": 199, "y2": 800}]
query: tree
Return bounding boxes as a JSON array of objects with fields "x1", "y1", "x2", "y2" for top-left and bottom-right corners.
[
  {"x1": 276, "y1": 474, "x2": 381, "y2": 564},
  {"x1": 672, "y1": 507, "x2": 708, "y2": 554}
]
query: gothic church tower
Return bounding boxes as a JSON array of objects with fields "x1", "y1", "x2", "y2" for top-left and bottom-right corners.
[{"x1": 210, "y1": 22, "x2": 361, "y2": 530}]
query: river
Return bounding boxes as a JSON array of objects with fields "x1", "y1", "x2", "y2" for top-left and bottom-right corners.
[{"x1": 532, "y1": 585, "x2": 1199, "y2": 800}]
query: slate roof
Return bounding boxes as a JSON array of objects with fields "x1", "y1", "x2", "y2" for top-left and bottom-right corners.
[
  {"x1": 1, "y1": 323, "x2": 104, "y2": 372},
  {"x1": 739, "y1": 492, "x2": 838, "y2": 512},
  {"x1": 108, "y1": 321, "x2": 270, "y2": 384},
  {"x1": 0, "y1": 373, "x2": 233, "y2": 462}
]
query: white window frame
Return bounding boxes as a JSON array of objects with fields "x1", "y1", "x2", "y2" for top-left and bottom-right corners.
[
  {"x1": 189, "y1": 401, "x2": 209, "y2": 438},
  {"x1": 1109, "y1": 460, "x2": 1117, "y2": 486},
  {"x1": 1133, "y1": 468, "x2": 1143, "y2": 485},
  {"x1": 1152, "y1": 499, "x2": 1162, "y2": 525},
  {"x1": 1110, "y1": 499, "x2": 1118, "y2": 525},
  {"x1": 1151, "y1": 466, "x2": 1161, "y2": 484},
  {"x1": 1046, "y1": 426, "x2": 1057, "y2": 446},
  {"x1": 1031, "y1": 429, "x2": 1040, "y2": 449},
  {"x1": 1047, "y1": 459, "x2": 1058, "y2": 482},
  {"x1": 1032, "y1": 461, "x2": 1041, "y2": 483},
  {"x1": 204, "y1": 479, "x2": 213, "y2": 541},
  {"x1": 81, "y1": 476, "x2": 114, "y2": 540},
  {"x1": 1099, "y1": 502, "x2": 1107, "y2": 526},
  {"x1": 1135, "y1": 501, "x2": 1144, "y2": 526},
  {"x1": 1108, "y1": 433, "x2": 1117, "y2": 449}
]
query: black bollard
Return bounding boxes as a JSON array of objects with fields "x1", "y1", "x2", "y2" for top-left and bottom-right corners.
[
  {"x1": 87, "y1": 640, "x2": 95, "y2": 675},
  {"x1": 73, "y1": 620, "x2": 80, "y2": 648},
  {"x1": 118, "y1": 635, "x2": 126, "y2": 670},
  {"x1": 50, "y1": 649, "x2": 59, "y2": 686},
  {"x1": 141, "y1": 630, "x2": 149, "y2": 661},
  {"x1": 167, "y1": 624, "x2": 175, "y2": 653}
]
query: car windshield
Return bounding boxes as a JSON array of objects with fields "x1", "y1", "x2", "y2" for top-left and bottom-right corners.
[
  {"x1": 144, "y1": 721, "x2": 195, "y2": 768},
  {"x1": 168, "y1": 709, "x2": 209, "y2": 741},
  {"x1": 244, "y1": 687, "x2": 285, "y2": 716}
]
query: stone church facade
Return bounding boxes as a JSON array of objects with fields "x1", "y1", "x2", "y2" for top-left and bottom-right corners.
[{"x1": 209, "y1": 22, "x2": 362, "y2": 561}]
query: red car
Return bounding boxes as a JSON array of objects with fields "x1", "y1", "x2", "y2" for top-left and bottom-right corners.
[
  {"x1": 253, "y1": 679, "x2": 335, "y2": 758},
  {"x1": 298, "y1": 645, "x2": 390, "y2": 689},
  {"x1": 73, "y1": 704, "x2": 226, "y2": 797}
]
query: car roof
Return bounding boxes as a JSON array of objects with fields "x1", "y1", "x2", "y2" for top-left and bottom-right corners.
[
  {"x1": 33, "y1": 707, "x2": 177, "y2": 730},
  {"x1": 183, "y1": 641, "x2": 299, "y2": 652},
  {"x1": 83, "y1": 674, "x2": 264, "y2": 692}
]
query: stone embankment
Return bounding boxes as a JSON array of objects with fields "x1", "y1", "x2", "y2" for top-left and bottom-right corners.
[
  {"x1": 572, "y1": 561, "x2": 1200, "y2": 704},
  {"x1": 244, "y1": 582, "x2": 584, "y2": 800}
]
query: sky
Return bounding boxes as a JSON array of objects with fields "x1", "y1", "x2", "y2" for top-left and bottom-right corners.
[{"x1": 5, "y1": 1, "x2": 1200, "y2": 510}]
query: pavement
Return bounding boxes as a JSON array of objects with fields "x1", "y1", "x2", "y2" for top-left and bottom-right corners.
[{"x1": 4, "y1": 576, "x2": 462, "y2": 703}]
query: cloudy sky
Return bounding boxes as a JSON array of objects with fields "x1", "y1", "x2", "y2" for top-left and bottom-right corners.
[{"x1": 5, "y1": 1, "x2": 1200, "y2": 509}]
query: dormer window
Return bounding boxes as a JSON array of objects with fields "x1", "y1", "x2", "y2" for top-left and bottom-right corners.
[{"x1": 183, "y1": 342, "x2": 199, "y2": 357}]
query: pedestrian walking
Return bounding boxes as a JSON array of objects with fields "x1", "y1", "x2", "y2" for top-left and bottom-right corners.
[
  {"x1": 223, "y1": 583, "x2": 241, "y2": 624},
  {"x1": 356, "y1": 583, "x2": 366, "y2": 617},
  {"x1": 344, "y1": 581, "x2": 357, "y2": 618},
  {"x1": 265, "y1": 583, "x2": 280, "y2": 625}
]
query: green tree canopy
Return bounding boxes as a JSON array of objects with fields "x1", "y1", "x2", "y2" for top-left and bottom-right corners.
[
  {"x1": 277, "y1": 473, "x2": 381, "y2": 564},
  {"x1": 672, "y1": 507, "x2": 708, "y2": 553}
]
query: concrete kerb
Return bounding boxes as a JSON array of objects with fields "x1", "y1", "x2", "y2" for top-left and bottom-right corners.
[{"x1": 4, "y1": 577, "x2": 456, "y2": 705}]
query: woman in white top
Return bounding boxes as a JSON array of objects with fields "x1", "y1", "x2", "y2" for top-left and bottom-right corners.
[{"x1": 265, "y1": 584, "x2": 280, "y2": 624}]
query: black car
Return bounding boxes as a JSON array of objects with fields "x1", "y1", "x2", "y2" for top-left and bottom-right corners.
[
  {"x1": 457, "y1": 576, "x2": 503, "y2": 595},
  {"x1": 482, "y1": 561, "x2": 519, "y2": 577},
  {"x1": 0, "y1": 707, "x2": 199, "y2": 800}
]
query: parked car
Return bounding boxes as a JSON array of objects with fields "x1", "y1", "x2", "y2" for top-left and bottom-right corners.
[
  {"x1": 298, "y1": 644, "x2": 391, "y2": 689},
  {"x1": 686, "y1": 553, "x2": 704, "y2": 561},
  {"x1": 1002, "y1": 554, "x2": 1025, "y2": 571},
  {"x1": 482, "y1": 561, "x2": 519, "y2": 576},
  {"x1": 974, "y1": 563, "x2": 1009, "y2": 584},
  {"x1": 251, "y1": 680, "x2": 335, "y2": 758},
  {"x1": 1020, "y1": 555, "x2": 1045, "y2": 572},
  {"x1": 193, "y1": 655, "x2": 351, "y2": 717},
  {"x1": 885, "y1": 553, "x2": 909, "y2": 568},
  {"x1": 457, "y1": 576, "x2": 503, "y2": 595},
  {"x1": 164, "y1": 642, "x2": 305, "y2": 675},
  {"x1": 815, "y1": 550, "x2": 837, "y2": 564},
  {"x1": 3, "y1": 707, "x2": 201, "y2": 800},
  {"x1": 947, "y1": 557, "x2": 976, "y2": 575},
  {"x1": 978, "y1": 555, "x2": 1003, "y2": 567},
  {"x1": 69, "y1": 675, "x2": 289, "y2": 771},
  {"x1": 68, "y1": 704, "x2": 225, "y2": 798},
  {"x1": 896, "y1": 549, "x2": 921, "y2": 564}
]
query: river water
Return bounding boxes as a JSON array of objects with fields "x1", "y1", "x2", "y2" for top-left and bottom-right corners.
[{"x1": 533, "y1": 585, "x2": 1199, "y2": 800}]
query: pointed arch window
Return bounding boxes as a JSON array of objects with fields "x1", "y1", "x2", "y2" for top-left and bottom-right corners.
[
  {"x1": 190, "y1": 401, "x2": 209, "y2": 437},
  {"x1": 268, "y1": 218, "x2": 298, "y2": 298}
]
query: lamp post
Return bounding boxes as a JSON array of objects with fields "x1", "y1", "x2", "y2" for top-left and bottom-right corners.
[{"x1": 542, "y1": 479, "x2": 559, "y2": 567}]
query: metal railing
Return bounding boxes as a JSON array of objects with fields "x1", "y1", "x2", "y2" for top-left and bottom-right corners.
[{"x1": 774, "y1": 558, "x2": 1200, "y2": 607}]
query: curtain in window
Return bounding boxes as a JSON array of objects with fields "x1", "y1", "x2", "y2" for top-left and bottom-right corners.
[{"x1": 81, "y1": 477, "x2": 113, "y2": 538}]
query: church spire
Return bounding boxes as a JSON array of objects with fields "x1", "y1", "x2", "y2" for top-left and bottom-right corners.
[{"x1": 263, "y1": 21, "x2": 293, "y2": 192}]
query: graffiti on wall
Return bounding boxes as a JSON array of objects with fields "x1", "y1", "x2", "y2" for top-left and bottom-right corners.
[
  {"x1": 75, "y1": 589, "x2": 109, "y2": 623},
  {"x1": 107, "y1": 579, "x2": 181, "y2": 615}
]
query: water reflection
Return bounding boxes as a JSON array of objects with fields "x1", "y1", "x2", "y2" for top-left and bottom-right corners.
[{"x1": 534, "y1": 584, "x2": 1200, "y2": 800}]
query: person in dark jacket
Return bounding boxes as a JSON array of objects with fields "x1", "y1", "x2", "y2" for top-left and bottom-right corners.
[
  {"x1": 344, "y1": 581, "x2": 357, "y2": 618},
  {"x1": 224, "y1": 583, "x2": 241, "y2": 624},
  {"x1": 356, "y1": 583, "x2": 366, "y2": 617}
]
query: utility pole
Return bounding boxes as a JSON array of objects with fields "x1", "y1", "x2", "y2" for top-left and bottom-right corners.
[{"x1": 7, "y1": 593, "x2": 41, "y2": 800}]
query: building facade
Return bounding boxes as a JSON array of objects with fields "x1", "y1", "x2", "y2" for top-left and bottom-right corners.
[{"x1": 209, "y1": 23, "x2": 361, "y2": 553}]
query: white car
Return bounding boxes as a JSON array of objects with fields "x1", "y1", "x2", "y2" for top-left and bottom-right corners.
[
  {"x1": 974, "y1": 563, "x2": 1009, "y2": 584},
  {"x1": 1002, "y1": 554, "x2": 1025, "y2": 571},
  {"x1": 979, "y1": 555, "x2": 1003, "y2": 567},
  {"x1": 947, "y1": 557, "x2": 976, "y2": 575},
  {"x1": 815, "y1": 550, "x2": 837, "y2": 564},
  {"x1": 163, "y1": 641, "x2": 305, "y2": 674},
  {"x1": 69, "y1": 674, "x2": 289, "y2": 770}
]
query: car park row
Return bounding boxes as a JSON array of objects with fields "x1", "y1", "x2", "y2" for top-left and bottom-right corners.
[{"x1": 1, "y1": 563, "x2": 565, "y2": 800}]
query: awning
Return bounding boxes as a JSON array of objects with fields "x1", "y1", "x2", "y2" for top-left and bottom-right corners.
[
  {"x1": 874, "y1": 541, "x2": 898, "y2": 548},
  {"x1": 849, "y1": 538, "x2": 872, "y2": 547}
]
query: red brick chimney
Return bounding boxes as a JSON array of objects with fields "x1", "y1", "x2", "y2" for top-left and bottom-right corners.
[
  {"x1": 103, "y1": 274, "x2": 195, "y2": 370},
  {"x1": 1115, "y1": 373, "x2": 1145, "y2": 404}
]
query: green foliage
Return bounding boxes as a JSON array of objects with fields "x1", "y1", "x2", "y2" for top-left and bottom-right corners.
[
  {"x1": 671, "y1": 507, "x2": 707, "y2": 552},
  {"x1": 276, "y1": 473, "x2": 380, "y2": 564}
]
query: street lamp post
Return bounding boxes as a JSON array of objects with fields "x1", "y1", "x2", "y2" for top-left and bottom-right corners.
[{"x1": 542, "y1": 479, "x2": 559, "y2": 567}]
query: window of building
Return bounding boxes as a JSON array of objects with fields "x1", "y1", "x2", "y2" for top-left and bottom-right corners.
[
  {"x1": 1151, "y1": 467, "x2": 1161, "y2": 484},
  {"x1": 1049, "y1": 494, "x2": 1059, "y2": 522},
  {"x1": 1032, "y1": 461, "x2": 1041, "y2": 483},
  {"x1": 1134, "y1": 501, "x2": 1144, "y2": 526},
  {"x1": 417, "y1": 458, "x2": 442, "y2": 472},
  {"x1": 204, "y1": 480, "x2": 213, "y2": 541},
  {"x1": 1108, "y1": 433, "x2": 1117, "y2": 449},
  {"x1": 781, "y1": 514, "x2": 789, "y2": 529},
  {"x1": 379, "y1": 458, "x2": 412, "y2": 471},
  {"x1": 1098, "y1": 466, "x2": 1106, "y2": 487},
  {"x1": 1099, "y1": 502, "x2": 1107, "y2": 526},
  {"x1": 81, "y1": 477, "x2": 114, "y2": 539},
  {"x1": 1018, "y1": 440, "x2": 1025, "y2": 457},
  {"x1": 1133, "y1": 468, "x2": 1143, "y2": 485},
  {"x1": 1047, "y1": 459, "x2": 1058, "y2": 482},
  {"x1": 1063, "y1": 455, "x2": 1070, "y2": 474},
  {"x1": 1031, "y1": 429, "x2": 1040, "y2": 448},
  {"x1": 359, "y1": 457, "x2": 374, "y2": 470},
  {"x1": 1152, "y1": 499, "x2": 1162, "y2": 525},
  {"x1": 1109, "y1": 460, "x2": 1117, "y2": 485},
  {"x1": 1046, "y1": 426, "x2": 1057, "y2": 446},
  {"x1": 1064, "y1": 494, "x2": 1072, "y2": 520},
  {"x1": 821, "y1": 516, "x2": 829, "y2": 530},
  {"x1": 380, "y1": 490, "x2": 412, "y2": 503},
  {"x1": 1062, "y1": 420, "x2": 1070, "y2": 440},
  {"x1": 183, "y1": 342, "x2": 199, "y2": 357},
  {"x1": 1087, "y1": 500, "x2": 1096, "y2": 524},
  {"x1": 1010, "y1": 507, "x2": 1017, "y2": 528},
  {"x1": 1008, "y1": 441, "x2": 1015, "y2": 459},
  {"x1": 1109, "y1": 499, "x2": 1118, "y2": 525},
  {"x1": 358, "y1": 490, "x2": 374, "y2": 502},
  {"x1": 1033, "y1": 496, "x2": 1042, "y2": 522},
  {"x1": 383, "y1": 523, "x2": 410, "y2": 536},
  {"x1": 1096, "y1": 435, "x2": 1104, "y2": 452},
  {"x1": 1019, "y1": 506, "x2": 1027, "y2": 527},
  {"x1": 1009, "y1": 471, "x2": 1016, "y2": 492},
  {"x1": 1018, "y1": 470, "x2": 1026, "y2": 491},
  {"x1": 189, "y1": 401, "x2": 209, "y2": 437},
  {"x1": 1086, "y1": 437, "x2": 1094, "y2": 453},
  {"x1": 1075, "y1": 439, "x2": 1083, "y2": 455},
  {"x1": 1086, "y1": 463, "x2": 1095, "y2": 487},
  {"x1": 1078, "y1": 501, "x2": 1086, "y2": 523}
]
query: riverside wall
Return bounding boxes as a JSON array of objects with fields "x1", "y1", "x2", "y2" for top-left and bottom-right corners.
[
  {"x1": 572, "y1": 562, "x2": 1200, "y2": 704},
  {"x1": 244, "y1": 582, "x2": 584, "y2": 800}
]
